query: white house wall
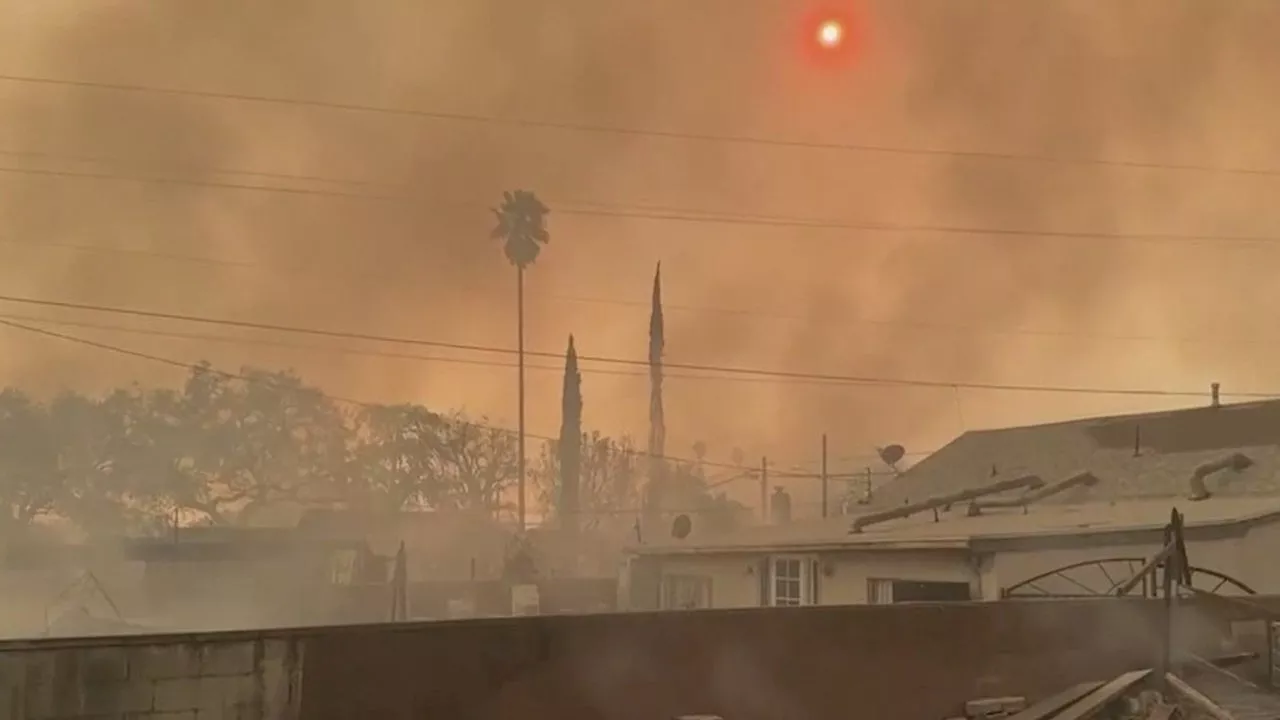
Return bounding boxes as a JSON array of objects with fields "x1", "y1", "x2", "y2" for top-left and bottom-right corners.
[
  {"x1": 640, "y1": 516, "x2": 1280, "y2": 610},
  {"x1": 821, "y1": 550, "x2": 976, "y2": 604},
  {"x1": 656, "y1": 554, "x2": 762, "y2": 608},
  {"x1": 1236, "y1": 519, "x2": 1280, "y2": 594},
  {"x1": 649, "y1": 549, "x2": 976, "y2": 609}
]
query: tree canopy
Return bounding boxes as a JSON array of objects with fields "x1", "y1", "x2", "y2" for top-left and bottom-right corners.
[{"x1": 0, "y1": 364, "x2": 742, "y2": 540}]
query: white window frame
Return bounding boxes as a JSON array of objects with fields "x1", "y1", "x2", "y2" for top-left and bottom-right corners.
[
  {"x1": 661, "y1": 574, "x2": 713, "y2": 610},
  {"x1": 768, "y1": 555, "x2": 817, "y2": 607},
  {"x1": 867, "y1": 578, "x2": 894, "y2": 605}
]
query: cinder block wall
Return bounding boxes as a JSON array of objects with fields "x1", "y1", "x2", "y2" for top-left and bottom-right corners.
[{"x1": 0, "y1": 634, "x2": 302, "y2": 720}]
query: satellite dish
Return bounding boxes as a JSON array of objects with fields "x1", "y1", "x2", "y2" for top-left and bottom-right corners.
[
  {"x1": 878, "y1": 444, "x2": 906, "y2": 468},
  {"x1": 671, "y1": 514, "x2": 692, "y2": 540}
]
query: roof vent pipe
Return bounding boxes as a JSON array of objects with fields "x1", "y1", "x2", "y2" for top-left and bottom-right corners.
[
  {"x1": 1187, "y1": 453, "x2": 1252, "y2": 501},
  {"x1": 849, "y1": 475, "x2": 1042, "y2": 534},
  {"x1": 972, "y1": 471, "x2": 1101, "y2": 512}
]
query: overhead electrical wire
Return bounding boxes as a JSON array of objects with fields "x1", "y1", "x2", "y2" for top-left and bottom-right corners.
[
  {"x1": 0, "y1": 316, "x2": 755, "y2": 473},
  {"x1": 0, "y1": 311, "x2": 891, "y2": 389},
  {"x1": 0, "y1": 293, "x2": 1265, "y2": 400},
  {"x1": 0, "y1": 72, "x2": 1277, "y2": 177},
  {"x1": 2, "y1": 158, "x2": 1278, "y2": 250},
  {"x1": 0, "y1": 230, "x2": 1265, "y2": 347}
]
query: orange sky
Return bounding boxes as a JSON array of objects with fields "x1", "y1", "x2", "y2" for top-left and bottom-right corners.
[{"x1": 0, "y1": 0, "x2": 1278, "y2": 509}]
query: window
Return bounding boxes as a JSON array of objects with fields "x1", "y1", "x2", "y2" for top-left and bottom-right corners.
[
  {"x1": 768, "y1": 555, "x2": 817, "y2": 606},
  {"x1": 868, "y1": 578, "x2": 971, "y2": 604},
  {"x1": 329, "y1": 549, "x2": 357, "y2": 585},
  {"x1": 661, "y1": 575, "x2": 712, "y2": 610}
]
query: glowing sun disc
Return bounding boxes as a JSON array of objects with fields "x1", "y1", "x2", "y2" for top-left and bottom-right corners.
[{"x1": 816, "y1": 20, "x2": 844, "y2": 48}]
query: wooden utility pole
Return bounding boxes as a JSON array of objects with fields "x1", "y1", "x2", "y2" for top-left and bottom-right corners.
[
  {"x1": 760, "y1": 456, "x2": 769, "y2": 522},
  {"x1": 820, "y1": 434, "x2": 829, "y2": 518}
]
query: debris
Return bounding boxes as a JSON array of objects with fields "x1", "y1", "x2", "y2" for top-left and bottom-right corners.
[
  {"x1": 1142, "y1": 702, "x2": 1181, "y2": 720},
  {"x1": 1006, "y1": 682, "x2": 1105, "y2": 720},
  {"x1": 966, "y1": 696, "x2": 1029, "y2": 718},
  {"x1": 1164, "y1": 674, "x2": 1235, "y2": 720}
]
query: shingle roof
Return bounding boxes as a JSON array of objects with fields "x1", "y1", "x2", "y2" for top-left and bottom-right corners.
[
  {"x1": 631, "y1": 399, "x2": 1280, "y2": 554},
  {"x1": 633, "y1": 495, "x2": 1280, "y2": 554},
  {"x1": 868, "y1": 398, "x2": 1280, "y2": 509}
]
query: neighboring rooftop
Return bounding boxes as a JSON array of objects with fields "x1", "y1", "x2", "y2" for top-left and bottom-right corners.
[
  {"x1": 632, "y1": 495, "x2": 1280, "y2": 554},
  {"x1": 867, "y1": 397, "x2": 1280, "y2": 509},
  {"x1": 634, "y1": 398, "x2": 1280, "y2": 554}
]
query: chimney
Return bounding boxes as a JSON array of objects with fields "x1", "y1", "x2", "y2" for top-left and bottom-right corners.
[
  {"x1": 1211, "y1": 382, "x2": 1221, "y2": 408},
  {"x1": 770, "y1": 486, "x2": 792, "y2": 524}
]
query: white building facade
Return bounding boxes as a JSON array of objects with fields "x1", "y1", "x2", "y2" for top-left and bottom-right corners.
[{"x1": 625, "y1": 496, "x2": 1280, "y2": 611}]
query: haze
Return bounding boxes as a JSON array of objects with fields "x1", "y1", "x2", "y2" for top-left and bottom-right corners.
[{"x1": 0, "y1": 0, "x2": 1277, "y2": 480}]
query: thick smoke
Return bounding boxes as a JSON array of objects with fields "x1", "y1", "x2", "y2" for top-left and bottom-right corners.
[{"x1": 1, "y1": 0, "x2": 1279, "y2": 494}]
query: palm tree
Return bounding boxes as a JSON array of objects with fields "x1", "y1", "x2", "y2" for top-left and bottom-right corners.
[{"x1": 491, "y1": 189, "x2": 550, "y2": 531}]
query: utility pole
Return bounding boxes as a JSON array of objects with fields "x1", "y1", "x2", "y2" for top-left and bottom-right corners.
[
  {"x1": 820, "y1": 434, "x2": 829, "y2": 518},
  {"x1": 760, "y1": 456, "x2": 769, "y2": 522}
]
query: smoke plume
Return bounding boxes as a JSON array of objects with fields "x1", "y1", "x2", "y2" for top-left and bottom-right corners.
[{"x1": 0, "y1": 0, "x2": 1278, "y2": 500}]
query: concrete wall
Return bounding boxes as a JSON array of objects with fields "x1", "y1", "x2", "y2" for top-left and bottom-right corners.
[
  {"x1": 297, "y1": 598, "x2": 1234, "y2": 720},
  {"x1": 0, "y1": 633, "x2": 302, "y2": 720},
  {"x1": 0, "y1": 597, "x2": 1255, "y2": 720}
]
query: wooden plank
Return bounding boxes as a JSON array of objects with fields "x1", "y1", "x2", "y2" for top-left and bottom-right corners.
[
  {"x1": 1053, "y1": 669, "x2": 1153, "y2": 720},
  {"x1": 1166, "y1": 673, "x2": 1235, "y2": 720},
  {"x1": 1005, "y1": 681, "x2": 1105, "y2": 720}
]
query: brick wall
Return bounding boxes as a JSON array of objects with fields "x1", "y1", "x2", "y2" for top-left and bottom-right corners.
[{"x1": 0, "y1": 634, "x2": 302, "y2": 720}]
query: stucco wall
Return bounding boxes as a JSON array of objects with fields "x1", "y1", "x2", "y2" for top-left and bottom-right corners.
[
  {"x1": 642, "y1": 522, "x2": 1278, "y2": 609},
  {"x1": 0, "y1": 633, "x2": 302, "y2": 720},
  {"x1": 647, "y1": 549, "x2": 979, "y2": 608}
]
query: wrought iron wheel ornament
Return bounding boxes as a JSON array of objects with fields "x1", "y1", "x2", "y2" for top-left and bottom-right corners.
[
  {"x1": 1002, "y1": 508, "x2": 1235, "y2": 693},
  {"x1": 1001, "y1": 557, "x2": 1257, "y2": 599}
]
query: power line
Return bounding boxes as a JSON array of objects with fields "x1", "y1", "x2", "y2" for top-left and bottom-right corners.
[
  {"x1": 0, "y1": 147, "x2": 396, "y2": 191},
  {"x1": 1, "y1": 230, "x2": 1267, "y2": 347},
  {"x1": 1, "y1": 72, "x2": 1277, "y2": 178},
  {"x1": 0, "y1": 311, "x2": 892, "y2": 389},
  {"x1": 0, "y1": 292, "x2": 1266, "y2": 400},
  {"x1": 4, "y1": 158, "x2": 1280, "y2": 250},
  {"x1": 0, "y1": 316, "x2": 751, "y2": 472},
  {"x1": 4, "y1": 309, "x2": 944, "y2": 471}
]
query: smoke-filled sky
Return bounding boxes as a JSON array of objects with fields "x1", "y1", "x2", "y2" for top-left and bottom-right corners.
[{"x1": 0, "y1": 0, "x2": 1278, "y2": 496}]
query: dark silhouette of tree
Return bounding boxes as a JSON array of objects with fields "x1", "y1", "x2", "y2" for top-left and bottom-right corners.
[
  {"x1": 49, "y1": 388, "x2": 168, "y2": 536},
  {"x1": 490, "y1": 189, "x2": 550, "y2": 531},
  {"x1": 0, "y1": 389, "x2": 60, "y2": 536},
  {"x1": 646, "y1": 262, "x2": 666, "y2": 524},
  {"x1": 557, "y1": 335, "x2": 582, "y2": 533},
  {"x1": 148, "y1": 365, "x2": 350, "y2": 525},
  {"x1": 346, "y1": 403, "x2": 448, "y2": 513},
  {"x1": 532, "y1": 433, "x2": 641, "y2": 529},
  {"x1": 434, "y1": 413, "x2": 520, "y2": 514}
]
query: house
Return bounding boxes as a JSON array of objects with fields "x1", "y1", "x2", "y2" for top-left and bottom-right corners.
[
  {"x1": 624, "y1": 397, "x2": 1280, "y2": 610},
  {"x1": 295, "y1": 508, "x2": 511, "y2": 582},
  {"x1": 123, "y1": 526, "x2": 369, "y2": 629}
]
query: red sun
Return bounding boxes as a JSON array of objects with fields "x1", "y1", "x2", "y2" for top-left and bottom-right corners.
[
  {"x1": 816, "y1": 19, "x2": 845, "y2": 49},
  {"x1": 799, "y1": 8, "x2": 863, "y2": 68}
]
